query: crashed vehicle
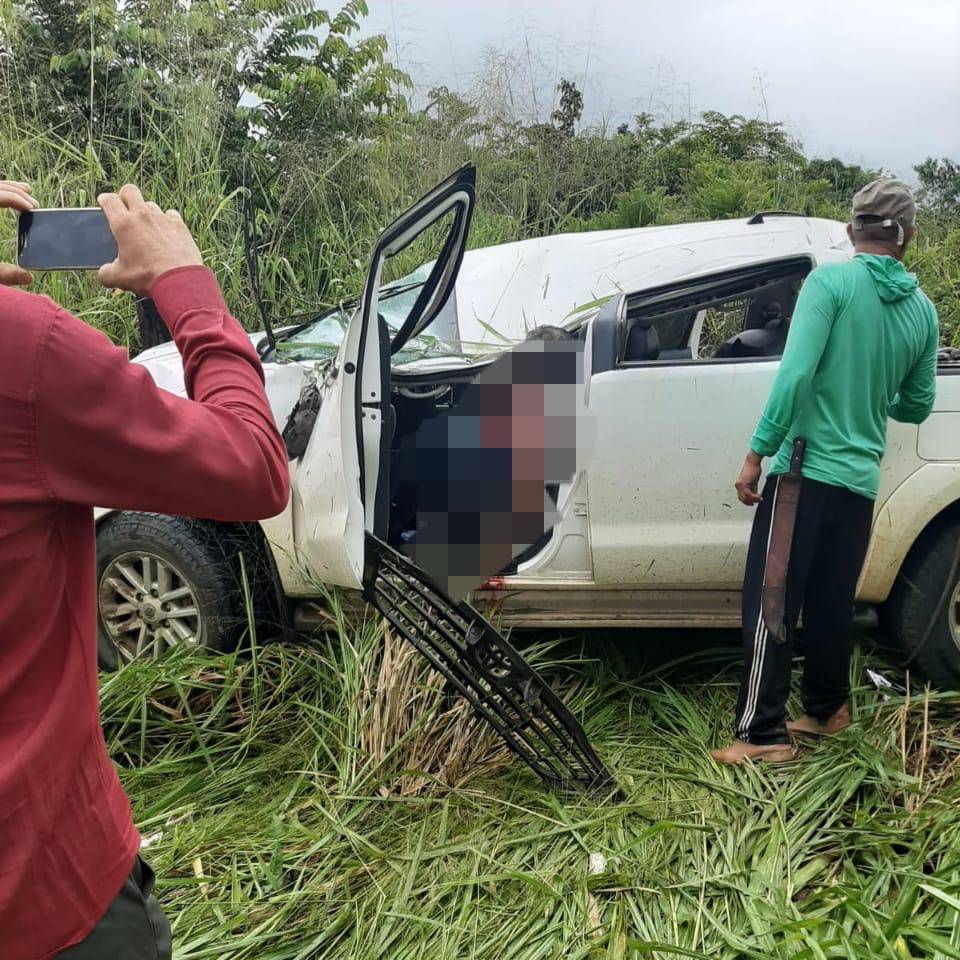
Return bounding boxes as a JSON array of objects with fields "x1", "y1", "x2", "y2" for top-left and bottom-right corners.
[{"x1": 96, "y1": 165, "x2": 960, "y2": 695}]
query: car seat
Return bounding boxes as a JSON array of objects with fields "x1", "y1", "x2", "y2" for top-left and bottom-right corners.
[
  {"x1": 622, "y1": 320, "x2": 660, "y2": 362},
  {"x1": 713, "y1": 303, "x2": 786, "y2": 359}
]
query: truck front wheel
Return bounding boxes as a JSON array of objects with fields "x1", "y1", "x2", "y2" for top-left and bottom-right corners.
[
  {"x1": 882, "y1": 515, "x2": 960, "y2": 690},
  {"x1": 96, "y1": 513, "x2": 269, "y2": 670}
]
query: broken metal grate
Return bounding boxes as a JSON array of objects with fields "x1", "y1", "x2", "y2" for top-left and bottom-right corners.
[{"x1": 363, "y1": 534, "x2": 616, "y2": 792}]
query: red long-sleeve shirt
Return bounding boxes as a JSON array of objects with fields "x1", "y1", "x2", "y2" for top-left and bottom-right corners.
[{"x1": 0, "y1": 265, "x2": 289, "y2": 958}]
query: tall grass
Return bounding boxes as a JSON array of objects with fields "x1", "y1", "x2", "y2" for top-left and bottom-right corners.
[
  {"x1": 100, "y1": 628, "x2": 960, "y2": 960},
  {"x1": 0, "y1": 114, "x2": 543, "y2": 349},
  {"x1": 5, "y1": 110, "x2": 956, "y2": 352},
  {"x1": 1, "y1": 76, "x2": 956, "y2": 349}
]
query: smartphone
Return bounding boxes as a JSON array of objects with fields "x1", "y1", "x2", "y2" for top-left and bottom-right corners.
[{"x1": 17, "y1": 208, "x2": 117, "y2": 271}]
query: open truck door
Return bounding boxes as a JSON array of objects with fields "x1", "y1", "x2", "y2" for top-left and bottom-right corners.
[
  {"x1": 291, "y1": 166, "x2": 476, "y2": 589},
  {"x1": 291, "y1": 165, "x2": 615, "y2": 792}
]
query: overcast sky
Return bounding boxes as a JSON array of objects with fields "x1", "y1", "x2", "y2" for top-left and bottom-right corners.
[{"x1": 361, "y1": 0, "x2": 960, "y2": 180}]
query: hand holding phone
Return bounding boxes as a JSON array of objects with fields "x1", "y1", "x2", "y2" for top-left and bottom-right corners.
[
  {"x1": 96, "y1": 185, "x2": 203, "y2": 295},
  {"x1": 14, "y1": 184, "x2": 203, "y2": 296},
  {"x1": 0, "y1": 179, "x2": 37, "y2": 287}
]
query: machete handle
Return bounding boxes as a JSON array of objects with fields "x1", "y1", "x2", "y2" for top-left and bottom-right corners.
[{"x1": 788, "y1": 436, "x2": 806, "y2": 476}]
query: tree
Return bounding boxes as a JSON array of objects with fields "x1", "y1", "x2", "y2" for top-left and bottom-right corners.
[
  {"x1": 915, "y1": 157, "x2": 960, "y2": 214},
  {"x1": 1, "y1": 1, "x2": 239, "y2": 139},
  {"x1": 0, "y1": 0, "x2": 408, "y2": 171},
  {"x1": 804, "y1": 157, "x2": 876, "y2": 203},
  {"x1": 551, "y1": 78, "x2": 583, "y2": 139},
  {"x1": 240, "y1": 0, "x2": 408, "y2": 148}
]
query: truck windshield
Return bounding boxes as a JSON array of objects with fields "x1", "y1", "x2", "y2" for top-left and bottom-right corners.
[
  {"x1": 273, "y1": 264, "x2": 425, "y2": 361},
  {"x1": 273, "y1": 256, "x2": 530, "y2": 365}
]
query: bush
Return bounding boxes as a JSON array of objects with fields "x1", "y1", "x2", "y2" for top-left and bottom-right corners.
[{"x1": 0, "y1": 3, "x2": 956, "y2": 344}]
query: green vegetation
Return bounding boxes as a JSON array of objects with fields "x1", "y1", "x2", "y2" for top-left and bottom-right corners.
[
  {"x1": 102, "y1": 618, "x2": 960, "y2": 959},
  {"x1": 1, "y1": 1, "x2": 957, "y2": 347},
  {"x1": 3, "y1": 3, "x2": 960, "y2": 956}
]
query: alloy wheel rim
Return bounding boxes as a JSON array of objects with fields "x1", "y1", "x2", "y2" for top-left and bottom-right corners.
[
  {"x1": 950, "y1": 579, "x2": 960, "y2": 653},
  {"x1": 98, "y1": 551, "x2": 202, "y2": 662}
]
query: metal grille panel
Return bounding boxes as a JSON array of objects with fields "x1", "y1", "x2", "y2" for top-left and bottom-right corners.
[{"x1": 363, "y1": 535, "x2": 616, "y2": 792}]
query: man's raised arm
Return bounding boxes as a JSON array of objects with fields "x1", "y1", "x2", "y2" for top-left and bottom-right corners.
[{"x1": 33, "y1": 185, "x2": 289, "y2": 520}]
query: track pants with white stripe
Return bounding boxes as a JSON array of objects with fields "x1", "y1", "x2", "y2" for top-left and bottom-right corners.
[{"x1": 735, "y1": 474, "x2": 874, "y2": 745}]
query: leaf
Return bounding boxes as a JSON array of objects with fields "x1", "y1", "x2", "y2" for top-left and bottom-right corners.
[
  {"x1": 919, "y1": 883, "x2": 960, "y2": 914},
  {"x1": 625, "y1": 941, "x2": 713, "y2": 960}
]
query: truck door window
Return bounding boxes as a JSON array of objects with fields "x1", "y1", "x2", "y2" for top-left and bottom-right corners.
[
  {"x1": 697, "y1": 297, "x2": 749, "y2": 357},
  {"x1": 618, "y1": 257, "x2": 812, "y2": 367}
]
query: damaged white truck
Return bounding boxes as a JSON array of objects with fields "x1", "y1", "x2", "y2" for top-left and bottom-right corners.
[{"x1": 95, "y1": 165, "x2": 960, "y2": 690}]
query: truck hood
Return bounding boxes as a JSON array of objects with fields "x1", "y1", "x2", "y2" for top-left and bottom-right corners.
[{"x1": 134, "y1": 330, "x2": 307, "y2": 430}]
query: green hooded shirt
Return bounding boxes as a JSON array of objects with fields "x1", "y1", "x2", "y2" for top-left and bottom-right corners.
[{"x1": 750, "y1": 254, "x2": 939, "y2": 500}]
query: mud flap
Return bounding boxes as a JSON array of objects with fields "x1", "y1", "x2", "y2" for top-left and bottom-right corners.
[{"x1": 363, "y1": 534, "x2": 616, "y2": 792}]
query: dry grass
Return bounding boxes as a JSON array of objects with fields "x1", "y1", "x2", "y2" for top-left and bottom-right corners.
[
  {"x1": 888, "y1": 682, "x2": 960, "y2": 813},
  {"x1": 359, "y1": 625, "x2": 508, "y2": 796}
]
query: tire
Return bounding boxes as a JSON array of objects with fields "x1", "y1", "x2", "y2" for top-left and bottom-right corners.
[
  {"x1": 96, "y1": 513, "x2": 270, "y2": 670},
  {"x1": 882, "y1": 515, "x2": 960, "y2": 690}
]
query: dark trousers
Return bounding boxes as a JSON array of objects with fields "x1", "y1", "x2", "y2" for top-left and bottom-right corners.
[
  {"x1": 57, "y1": 857, "x2": 171, "y2": 959},
  {"x1": 735, "y1": 475, "x2": 874, "y2": 744}
]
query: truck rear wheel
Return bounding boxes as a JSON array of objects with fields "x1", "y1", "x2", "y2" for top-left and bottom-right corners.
[
  {"x1": 96, "y1": 513, "x2": 270, "y2": 670},
  {"x1": 882, "y1": 515, "x2": 960, "y2": 690}
]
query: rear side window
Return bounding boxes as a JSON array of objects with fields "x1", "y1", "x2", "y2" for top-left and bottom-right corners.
[
  {"x1": 619, "y1": 257, "x2": 812, "y2": 365},
  {"x1": 651, "y1": 311, "x2": 697, "y2": 351},
  {"x1": 698, "y1": 297, "x2": 750, "y2": 357}
]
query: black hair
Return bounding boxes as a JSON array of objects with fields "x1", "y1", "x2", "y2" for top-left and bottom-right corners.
[{"x1": 524, "y1": 324, "x2": 572, "y2": 341}]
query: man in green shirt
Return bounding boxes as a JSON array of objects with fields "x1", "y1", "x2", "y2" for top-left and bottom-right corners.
[{"x1": 712, "y1": 178, "x2": 939, "y2": 764}]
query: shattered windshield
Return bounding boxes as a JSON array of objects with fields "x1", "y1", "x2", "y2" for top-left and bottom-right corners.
[
  {"x1": 274, "y1": 264, "x2": 429, "y2": 363},
  {"x1": 272, "y1": 262, "x2": 508, "y2": 366}
]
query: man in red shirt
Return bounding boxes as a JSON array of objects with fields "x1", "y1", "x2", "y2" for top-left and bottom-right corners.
[{"x1": 0, "y1": 181, "x2": 290, "y2": 958}]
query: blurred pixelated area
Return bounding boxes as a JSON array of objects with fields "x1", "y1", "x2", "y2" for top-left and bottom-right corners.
[{"x1": 393, "y1": 330, "x2": 593, "y2": 600}]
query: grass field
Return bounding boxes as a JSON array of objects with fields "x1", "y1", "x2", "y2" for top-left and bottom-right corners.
[{"x1": 101, "y1": 606, "x2": 960, "y2": 960}]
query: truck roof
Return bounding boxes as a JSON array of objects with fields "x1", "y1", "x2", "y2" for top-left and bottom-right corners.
[{"x1": 449, "y1": 215, "x2": 852, "y2": 349}]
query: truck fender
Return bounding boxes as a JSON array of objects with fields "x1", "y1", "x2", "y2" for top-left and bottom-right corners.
[
  {"x1": 859, "y1": 463, "x2": 960, "y2": 603},
  {"x1": 94, "y1": 503, "x2": 308, "y2": 600}
]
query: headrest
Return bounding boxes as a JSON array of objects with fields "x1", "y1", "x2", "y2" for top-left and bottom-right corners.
[
  {"x1": 730, "y1": 325, "x2": 785, "y2": 356},
  {"x1": 761, "y1": 302, "x2": 783, "y2": 328},
  {"x1": 624, "y1": 322, "x2": 660, "y2": 362}
]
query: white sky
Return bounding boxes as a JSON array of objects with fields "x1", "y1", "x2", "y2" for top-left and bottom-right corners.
[{"x1": 362, "y1": 0, "x2": 960, "y2": 180}]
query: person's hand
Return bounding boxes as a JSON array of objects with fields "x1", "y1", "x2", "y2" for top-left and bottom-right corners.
[
  {"x1": 97, "y1": 184, "x2": 203, "y2": 295},
  {"x1": 0, "y1": 179, "x2": 37, "y2": 287},
  {"x1": 735, "y1": 451, "x2": 764, "y2": 506}
]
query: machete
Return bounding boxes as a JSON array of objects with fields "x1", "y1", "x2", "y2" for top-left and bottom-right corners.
[{"x1": 762, "y1": 436, "x2": 806, "y2": 643}]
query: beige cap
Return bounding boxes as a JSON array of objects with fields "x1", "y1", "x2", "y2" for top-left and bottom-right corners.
[{"x1": 851, "y1": 178, "x2": 916, "y2": 243}]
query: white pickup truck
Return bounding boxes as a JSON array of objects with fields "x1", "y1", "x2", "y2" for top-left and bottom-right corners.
[{"x1": 94, "y1": 167, "x2": 960, "y2": 688}]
